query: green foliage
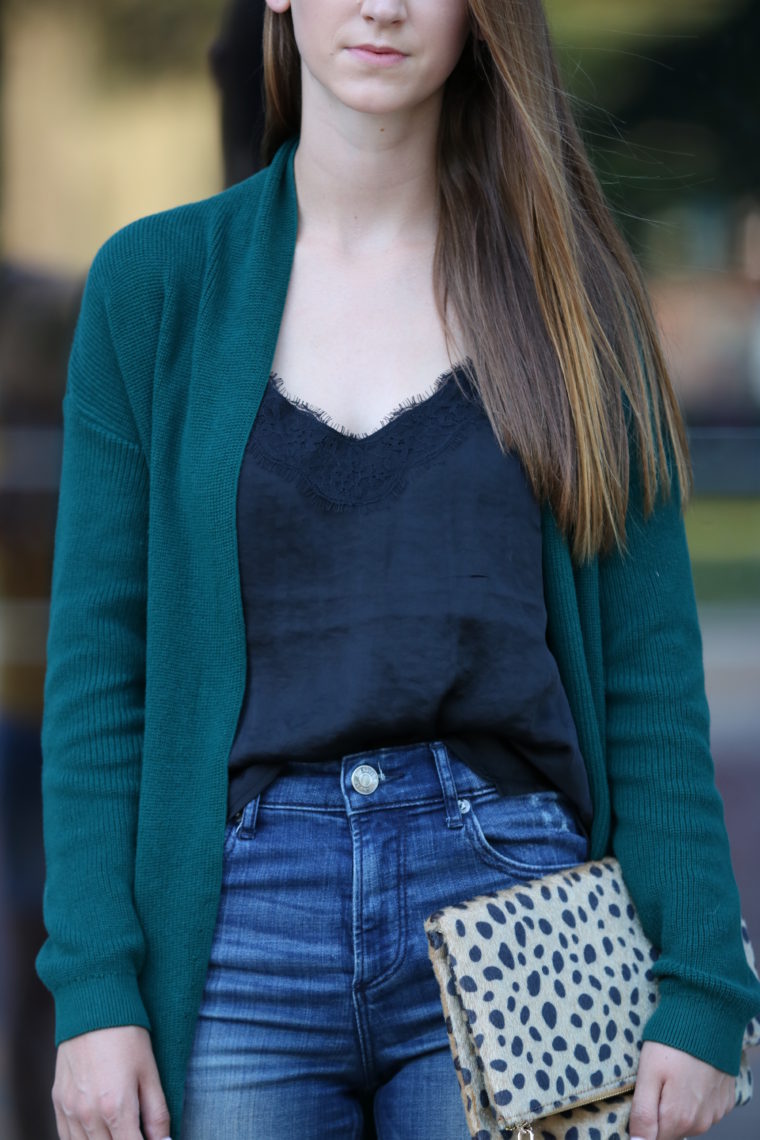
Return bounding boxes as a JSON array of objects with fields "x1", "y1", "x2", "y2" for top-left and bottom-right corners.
[
  {"x1": 10, "y1": 0, "x2": 758, "y2": 259},
  {"x1": 685, "y1": 499, "x2": 760, "y2": 603},
  {"x1": 547, "y1": 0, "x2": 759, "y2": 261},
  {"x1": 546, "y1": 0, "x2": 747, "y2": 45},
  {"x1": 10, "y1": 0, "x2": 748, "y2": 79},
  {"x1": 94, "y1": 0, "x2": 220, "y2": 75},
  {"x1": 9, "y1": 0, "x2": 224, "y2": 76}
]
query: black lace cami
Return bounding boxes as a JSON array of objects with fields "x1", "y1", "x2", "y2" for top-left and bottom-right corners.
[{"x1": 227, "y1": 364, "x2": 593, "y2": 826}]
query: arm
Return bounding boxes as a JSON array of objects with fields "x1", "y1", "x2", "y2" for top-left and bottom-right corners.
[
  {"x1": 36, "y1": 247, "x2": 151, "y2": 1042},
  {"x1": 599, "y1": 467, "x2": 760, "y2": 1074},
  {"x1": 36, "y1": 246, "x2": 177, "y2": 1140}
]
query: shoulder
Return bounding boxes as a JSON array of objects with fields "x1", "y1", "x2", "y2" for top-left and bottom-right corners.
[
  {"x1": 81, "y1": 136, "x2": 298, "y2": 327},
  {"x1": 73, "y1": 156, "x2": 289, "y2": 389},
  {"x1": 66, "y1": 142, "x2": 297, "y2": 444},
  {"x1": 65, "y1": 169, "x2": 275, "y2": 445},
  {"x1": 85, "y1": 166, "x2": 275, "y2": 319}
]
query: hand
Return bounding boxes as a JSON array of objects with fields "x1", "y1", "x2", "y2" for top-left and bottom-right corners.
[
  {"x1": 52, "y1": 1025, "x2": 171, "y2": 1140},
  {"x1": 629, "y1": 1040, "x2": 736, "y2": 1140}
]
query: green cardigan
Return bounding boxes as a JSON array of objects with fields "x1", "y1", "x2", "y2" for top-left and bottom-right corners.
[{"x1": 37, "y1": 137, "x2": 760, "y2": 1136}]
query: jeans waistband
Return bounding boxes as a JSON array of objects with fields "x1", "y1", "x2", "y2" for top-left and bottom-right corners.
[{"x1": 247, "y1": 740, "x2": 505, "y2": 826}]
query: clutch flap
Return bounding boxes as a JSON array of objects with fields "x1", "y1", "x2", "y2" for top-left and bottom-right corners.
[{"x1": 426, "y1": 859, "x2": 662, "y2": 1128}]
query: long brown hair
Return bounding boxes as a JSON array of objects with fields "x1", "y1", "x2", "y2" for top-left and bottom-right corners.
[{"x1": 261, "y1": 1, "x2": 691, "y2": 562}]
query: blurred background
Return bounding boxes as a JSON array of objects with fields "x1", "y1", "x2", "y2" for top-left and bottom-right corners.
[{"x1": 0, "y1": 0, "x2": 758, "y2": 1136}]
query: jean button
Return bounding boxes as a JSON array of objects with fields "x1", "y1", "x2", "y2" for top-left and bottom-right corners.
[{"x1": 351, "y1": 764, "x2": 380, "y2": 794}]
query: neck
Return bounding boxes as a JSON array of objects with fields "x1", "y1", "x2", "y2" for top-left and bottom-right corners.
[{"x1": 293, "y1": 76, "x2": 442, "y2": 255}]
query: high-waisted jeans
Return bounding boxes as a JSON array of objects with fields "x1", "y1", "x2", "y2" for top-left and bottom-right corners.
[{"x1": 181, "y1": 741, "x2": 590, "y2": 1139}]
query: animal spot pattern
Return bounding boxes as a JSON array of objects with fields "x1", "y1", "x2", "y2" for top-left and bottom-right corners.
[{"x1": 424, "y1": 857, "x2": 759, "y2": 1139}]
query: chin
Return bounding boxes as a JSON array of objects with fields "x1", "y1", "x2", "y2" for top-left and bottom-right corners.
[{"x1": 330, "y1": 84, "x2": 423, "y2": 119}]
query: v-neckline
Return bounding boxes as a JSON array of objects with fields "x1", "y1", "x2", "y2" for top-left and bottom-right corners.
[{"x1": 267, "y1": 364, "x2": 468, "y2": 443}]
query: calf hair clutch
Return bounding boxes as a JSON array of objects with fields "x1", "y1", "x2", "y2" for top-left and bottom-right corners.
[{"x1": 424, "y1": 857, "x2": 760, "y2": 1140}]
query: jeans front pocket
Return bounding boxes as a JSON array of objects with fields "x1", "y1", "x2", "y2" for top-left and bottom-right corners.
[{"x1": 460, "y1": 787, "x2": 589, "y2": 877}]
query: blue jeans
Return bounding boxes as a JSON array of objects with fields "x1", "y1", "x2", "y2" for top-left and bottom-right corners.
[{"x1": 181, "y1": 741, "x2": 590, "y2": 1139}]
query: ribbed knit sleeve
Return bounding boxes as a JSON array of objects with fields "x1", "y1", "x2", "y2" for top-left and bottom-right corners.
[
  {"x1": 35, "y1": 247, "x2": 152, "y2": 1043},
  {"x1": 600, "y1": 466, "x2": 760, "y2": 1075}
]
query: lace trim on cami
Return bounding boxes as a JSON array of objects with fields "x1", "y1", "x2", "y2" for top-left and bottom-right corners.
[
  {"x1": 268, "y1": 364, "x2": 463, "y2": 440},
  {"x1": 246, "y1": 361, "x2": 483, "y2": 511}
]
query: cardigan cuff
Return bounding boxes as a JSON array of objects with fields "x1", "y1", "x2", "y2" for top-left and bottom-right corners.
[
  {"x1": 52, "y1": 972, "x2": 151, "y2": 1046},
  {"x1": 641, "y1": 978, "x2": 759, "y2": 1076}
]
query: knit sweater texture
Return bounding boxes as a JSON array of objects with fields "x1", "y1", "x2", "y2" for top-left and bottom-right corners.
[{"x1": 36, "y1": 137, "x2": 760, "y2": 1137}]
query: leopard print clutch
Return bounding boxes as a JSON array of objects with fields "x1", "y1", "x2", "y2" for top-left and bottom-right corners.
[{"x1": 424, "y1": 857, "x2": 760, "y2": 1140}]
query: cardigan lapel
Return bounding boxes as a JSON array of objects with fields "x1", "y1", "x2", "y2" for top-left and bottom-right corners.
[
  {"x1": 190, "y1": 135, "x2": 299, "y2": 460},
  {"x1": 541, "y1": 507, "x2": 608, "y2": 856},
  {"x1": 149, "y1": 137, "x2": 300, "y2": 813}
]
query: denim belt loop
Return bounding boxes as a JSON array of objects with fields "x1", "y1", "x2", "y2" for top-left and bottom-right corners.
[
  {"x1": 429, "y1": 742, "x2": 464, "y2": 830},
  {"x1": 237, "y1": 793, "x2": 261, "y2": 840}
]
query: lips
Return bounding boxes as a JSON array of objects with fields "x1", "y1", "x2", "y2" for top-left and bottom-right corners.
[{"x1": 348, "y1": 43, "x2": 407, "y2": 65}]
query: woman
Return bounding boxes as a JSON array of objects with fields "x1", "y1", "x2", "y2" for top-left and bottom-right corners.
[{"x1": 37, "y1": 1, "x2": 760, "y2": 1138}]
